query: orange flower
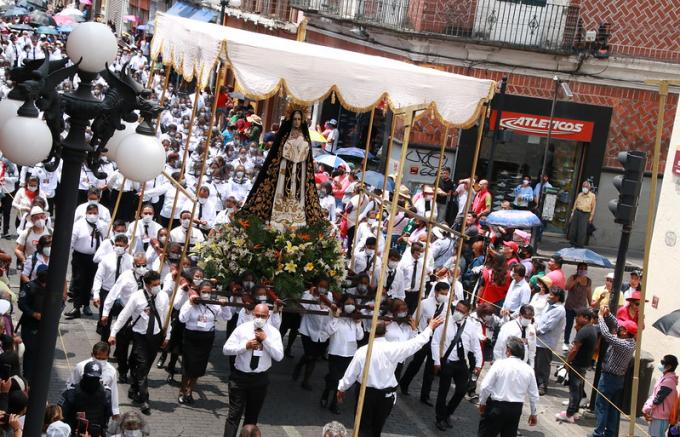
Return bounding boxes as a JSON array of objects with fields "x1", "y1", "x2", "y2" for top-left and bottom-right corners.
[
  {"x1": 238, "y1": 219, "x2": 250, "y2": 229},
  {"x1": 298, "y1": 233, "x2": 310, "y2": 241},
  {"x1": 253, "y1": 243, "x2": 263, "y2": 250}
]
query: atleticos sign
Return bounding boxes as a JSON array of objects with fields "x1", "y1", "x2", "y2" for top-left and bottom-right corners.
[{"x1": 489, "y1": 110, "x2": 595, "y2": 142}]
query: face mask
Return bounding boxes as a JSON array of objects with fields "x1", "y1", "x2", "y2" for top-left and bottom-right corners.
[
  {"x1": 365, "y1": 249, "x2": 375, "y2": 256},
  {"x1": 198, "y1": 197, "x2": 208, "y2": 205},
  {"x1": 388, "y1": 261, "x2": 399, "y2": 269},
  {"x1": 33, "y1": 219, "x2": 45, "y2": 228},
  {"x1": 134, "y1": 266, "x2": 148, "y2": 276},
  {"x1": 86, "y1": 214, "x2": 98, "y2": 224},
  {"x1": 158, "y1": 236, "x2": 167, "y2": 245},
  {"x1": 142, "y1": 214, "x2": 153, "y2": 223},
  {"x1": 88, "y1": 199, "x2": 98, "y2": 206},
  {"x1": 114, "y1": 246, "x2": 126, "y2": 256},
  {"x1": 193, "y1": 278, "x2": 202, "y2": 286},
  {"x1": 257, "y1": 295, "x2": 267, "y2": 302},
  {"x1": 520, "y1": 318, "x2": 531, "y2": 327},
  {"x1": 27, "y1": 185, "x2": 38, "y2": 192},
  {"x1": 200, "y1": 293, "x2": 211, "y2": 300},
  {"x1": 522, "y1": 180, "x2": 530, "y2": 185},
  {"x1": 435, "y1": 294, "x2": 447, "y2": 304},
  {"x1": 452, "y1": 311, "x2": 465, "y2": 323},
  {"x1": 42, "y1": 247, "x2": 51, "y2": 257},
  {"x1": 482, "y1": 314, "x2": 493, "y2": 322},
  {"x1": 356, "y1": 284, "x2": 368, "y2": 294},
  {"x1": 253, "y1": 317, "x2": 266, "y2": 329},
  {"x1": 149, "y1": 285, "x2": 161, "y2": 296},
  {"x1": 344, "y1": 304, "x2": 356, "y2": 313},
  {"x1": 123, "y1": 430, "x2": 142, "y2": 437},
  {"x1": 94, "y1": 358, "x2": 107, "y2": 367},
  {"x1": 397, "y1": 311, "x2": 408, "y2": 318},
  {"x1": 582, "y1": 187, "x2": 589, "y2": 193},
  {"x1": 181, "y1": 219, "x2": 191, "y2": 229},
  {"x1": 577, "y1": 270, "x2": 587, "y2": 277},
  {"x1": 367, "y1": 219, "x2": 376, "y2": 225},
  {"x1": 243, "y1": 281, "x2": 255, "y2": 290},
  {"x1": 318, "y1": 287, "x2": 327, "y2": 295},
  {"x1": 236, "y1": 171, "x2": 245, "y2": 178}
]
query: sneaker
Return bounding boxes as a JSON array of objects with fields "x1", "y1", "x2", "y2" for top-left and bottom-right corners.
[
  {"x1": 562, "y1": 343, "x2": 570, "y2": 352},
  {"x1": 555, "y1": 411, "x2": 575, "y2": 423}
]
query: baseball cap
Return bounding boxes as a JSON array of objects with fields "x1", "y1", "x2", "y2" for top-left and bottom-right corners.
[
  {"x1": 626, "y1": 291, "x2": 648, "y2": 303},
  {"x1": 503, "y1": 241, "x2": 519, "y2": 252},
  {"x1": 606, "y1": 272, "x2": 614, "y2": 280},
  {"x1": 620, "y1": 320, "x2": 638, "y2": 336},
  {"x1": 83, "y1": 361, "x2": 103, "y2": 378},
  {"x1": 329, "y1": 119, "x2": 338, "y2": 126}
]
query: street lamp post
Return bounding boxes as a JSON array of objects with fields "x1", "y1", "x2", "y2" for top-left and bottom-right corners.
[
  {"x1": 0, "y1": 22, "x2": 165, "y2": 436},
  {"x1": 219, "y1": 0, "x2": 242, "y2": 26}
]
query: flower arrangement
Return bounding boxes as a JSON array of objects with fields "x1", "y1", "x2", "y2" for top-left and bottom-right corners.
[{"x1": 192, "y1": 216, "x2": 346, "y2": 298}]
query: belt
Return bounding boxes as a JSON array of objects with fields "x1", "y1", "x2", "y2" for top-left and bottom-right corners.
[{"x1": 367, "y1": 385, "x2": 397, "y2": 394}]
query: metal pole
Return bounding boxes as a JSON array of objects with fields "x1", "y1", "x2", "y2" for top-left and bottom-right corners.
[
  {"x1": 352, "y1": 105, "x2": 426, "y2": 437},
  {"x1": 627, "y1": 81, "x2": 667, "y2": 436},
  {"x1": 219, "y1": 0, "x2": 227, "y2": 26},
  {"x1": 485, "y1": 77, "x2": 507, "y2": 182}
]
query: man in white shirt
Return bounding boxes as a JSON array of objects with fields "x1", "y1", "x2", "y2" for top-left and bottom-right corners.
[
  {"x1": 374, "y1": 249, "x2": 405, "y2": 299},
  {"x1": 352, "y1": 237, "x2": 379, "y2": 276},
  {"x1": 222, "y1": 303, "x2": 283, "y2": 437},
  {"x1": 432, "y1": 300, "x2": 482, "y2": 430},
  {"x1": 478, "y1": 336, "x2": 539, "y2": 436},
  {"x1": 399, "y1": 242, "x2": 433, "y2": 314},
  {"x1": 66, "y1": 342, "x2": 120, "y2": 418},
  {"x1": 400, "y1": 281, "x2": 450, "y2": 404},
  {"x1": 501, "y1": 264, "x2": 532, "y2": 317},
  {"x1": 337, "y1": 316, "x2": 444, "y2": 437},
  {"x1": 493, "y1": 304, "x2": 537, "y2": 367},
  {"x1": 414, "y1": 185, "x2": 438, "y2": 221},
  {"x1": 170, "y1": 210, "x2": 206, "y2": 248},
  {"x1": 109, "y1": 270, "x2": 170, "y2": 415},
  {"x1": 74, "y1": 187, "x2": 112, "y2": 224},
  {"x1": 226, "y1": 165, "x2": 253, "y2": 204},
  {"x1": 182, "y1": 186, "x2": 217, "y2": 236},
  {"x1": 92, "y1": 234, "x2": 133, "y2": 341},
  {"x1": 128, "y1": 204, "x2": 163, "y2": 253}
]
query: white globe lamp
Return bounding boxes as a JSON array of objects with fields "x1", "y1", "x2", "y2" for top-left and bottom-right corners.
[
  {"x1": 0, "y1": 98, "x2": 23, "y2": 130},
  {"x1": 0, "y1": 116, "x2": 52, "y2": 165},
  {"x1": 105, "y1": 122, "x2": 136, "y2": 160},
  {"x1": 116, "y1": 133, "x2": 165, "y2": 182},
  {"x1": 66, "y1": 22, "x2": 118, "y2": 73}
]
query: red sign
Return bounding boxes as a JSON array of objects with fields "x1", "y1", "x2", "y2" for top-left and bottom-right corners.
[
  {"x1": 489, "y1": 110, "x2": 594, "y2": 142},
  {"x1": 409, "y1": 166, "x2": 419, "y2": 175},
  {"x1": 673, "y1": 151, "x2": 680, "y2": 176}
]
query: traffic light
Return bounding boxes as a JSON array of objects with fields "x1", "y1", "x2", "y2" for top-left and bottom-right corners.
[{"x1": 608, "y1": 151, "x2": 647, "y2": 225}]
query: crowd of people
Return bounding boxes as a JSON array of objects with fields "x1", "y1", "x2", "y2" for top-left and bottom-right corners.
[{"x1": 0, "y1": 13, "x2": 675, "y2": 437}]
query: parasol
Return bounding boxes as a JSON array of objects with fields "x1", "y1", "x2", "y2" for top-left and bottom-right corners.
[
  {"x1": 2, "y1": 6, "x2": 29, "y2": 17},
  {"x1": 335, "y1": 147, "x2": 375, "y2": 160},
  {"x1": 315, "y1": 154, "x2": 349, "y2": 170},
  {"x1": 356, "y1": 170, "x2": 395, "y2": 192},
  {"x1": 485, "y1": 209, "x2": 541, "y2": 228},
  {"x1": 555, "y1": 247, "x2": 614, "y2": 268},
  {"x1": 653, "y1": 310, "x2": 680, "y2": 338},
  {"x1": 28, "y1": 10, "x2": 56, "y2": 27},
  {"x1": 307, "y1": 129, "x2": 327, "y2": 143},
  {"x1": 35, "y1": 25, "x2": 59, "y2": 35}
]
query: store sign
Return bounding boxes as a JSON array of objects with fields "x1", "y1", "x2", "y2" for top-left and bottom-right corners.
[{"x1": 489, "y1": 110, "x2": 594, "y2": 142}]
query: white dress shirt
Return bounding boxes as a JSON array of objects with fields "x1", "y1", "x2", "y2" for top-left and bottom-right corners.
[
  {"x1": 418, "y1": 296, "x2": 446, "y2": 332},
  {"x1": 386, "y1": 321, "x2": 417, "y2": 363},
  {"x1": 338, "y1": 327, "x2": 434, "y2": 391},
  {"x1": 111, "y1": 289, "x2": 172, "y2": 341},
  {"x1": 66, "y1": 358, "x2": 120, "y2": 415},
  {"x1": 374, "y1": 266, "x2": 405, "y2": 300},
  {"x1": 222, "y1": 320, "x2": 284, "y2": 373},
  {"x1": 71, "y1": 218, "x2": 108, "y2": 255},
  {"x1": 431, "y1": 318, "x2": 483, "y2": 366},
  {"x1": 298, "y1": 291, "x2": 332, "y2": 342},
  {"x1": 21, "y1": 252, "x2": 49, "y2": 281},
  {"x1": 236, "y1": 308, "x2": 282, "y2": 330},
  {"x1": 479, "y1": 356, "x2": 539, "y2": 416},
  {"x1": 179, "y1": 299, "x2": 232, "y2": 331},
  {"x1": 493, "y1": 319, "x2": 537, "y2": 367},
  {"x1": 74, "y1": 201, "x2": 112, "y2": 225},
  {"x1": 103, "y1": 270, "x2": 145, "y2": 318},
  {"x1": 182, "y1": 198, "x2": 218, "y2": 230},
  {"x1": 169, "y1": 225, "x2": 206, "y2": 246},
  {"x1": 326, "y1": 316, "x2": 364, "y2": 357},
  {"x1": 92, "y1": 252, "x2": 134, "y2": 299},
  {"x1": 399, "y1": 251, "x2": 433, "y2": 296},
  {"x1": 503, "y1": 279, "x2": 532, "y2": 314},
  {"x1": 128, "y1": 220, "x2": 163, "y2": 253},
  {"x1": 353, "y1": 250, "x2": 380, "y2": 275}
]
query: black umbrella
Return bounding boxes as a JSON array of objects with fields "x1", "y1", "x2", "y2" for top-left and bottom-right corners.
[
  {"x1": 9, "y1": 23, "x2": 33, "y2": 31},
  {"x1": 653, "y1": 310, "x2": 680, "y2": 337},
  {"x1": 28, "y1": 10, "x2": 55, "y2": 26},
  {"x1": 2, "y1": 6, "x2": 29, "y2": 17}
]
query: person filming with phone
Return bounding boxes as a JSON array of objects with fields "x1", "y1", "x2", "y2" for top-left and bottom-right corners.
[{"x1": 58, "y1": 361, "x2": 112, "y2": 437}]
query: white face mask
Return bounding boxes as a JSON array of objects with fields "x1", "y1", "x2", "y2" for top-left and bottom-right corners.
[
  {"x1": 365, "y1": 249, "x2": 375, "y2": 256},
  {"x1": 253, "y1": 317, "x2": 266, "y2": 329},
  {"x1": 88, "y1": 199, "x2": 98, "y2": 206},
  {"x1": 482, "y1": 314, "x2": 493, "y2": 322},
  {"x1": 200, "y1": 292, "x2": 211, "y2": 300},
  {"x1": 114, "y1": 246, "x2": 126, "y2": 256},
  {"x1": 397, "y1": 311, "x2": 408, "y2": 318},
  {"x1": 123, "y1": 430, "x2": 142, "y2": 437},
  {"x1": 318, "y1": 287, "x2": 328, "y2": 295},
  {"x1": 236, "y1": 171, "x2": 245, "y2": 178},
  {"x1": 134, "y1": 266, "x2": 148, "y2": 276},
  {"x1": 388, "y1": 261, "x2": 399, "y2": 269},
  {"x1": 27, "y1": 185, "x2": 38, "y2": 192},
  {"x1": 142, "y1": 214, "x2": 153, "y2": 223},
  {"x1": 86, "y1": 214, "x2": 98, "y2": 224},
  {"x1": 42, "y1": 246, "x2": 51, "y2": 257},
  {"x1": 243, "y1": 281, "x2": 255, "y2": 290},
  {"x1": 193, "y1": 277, "x2": 202, "y2": 286},
  {"x1": 582, "y1": 187, "x2": 589, "y2": 193},
  {"x1": 33, "y1": 218, "x2": 45, "y2": 228},
  {"x1": 520, "y1": 318, "x2": 531, "y2": 327},
  {"x1": 344, "y1": 304, "x2": 356, "y2": 313},
  {"x1": 198, "y1": 197, "x2": 207, "y2": 205},
  {"x1": 435, "y1": 293, "x2": 448, "y2": 304},
  {"x1": 356, "y1": 284, "x2": 368, "y2": 294},
  {"x1": 367, "y1": 219, "x2": 376, "y2": 225},
  {"x1": 522, "y1": 180, "x2": 530, "y2": 186},
  {"x1": 149, "y1": 285, "x2": 161, "y2": 295},
  {"x1": 94, "y1": 358, "x2": 107, "y2": 367},
  {"x1": 181, "y1": 218, "x2": 191, "y2": 229},
  {"x1": 452, "y1": 310, "x2": 465, "y2": 323}
]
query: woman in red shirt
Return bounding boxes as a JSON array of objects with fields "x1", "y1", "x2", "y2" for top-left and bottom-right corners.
[{"x1": 478, "y1": 253, "x2": 512, "y2": 310}]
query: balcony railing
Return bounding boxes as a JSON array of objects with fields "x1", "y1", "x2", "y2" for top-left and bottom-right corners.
[{"x1": 291, "y1": 0, "x2": 580, "y2": 53}]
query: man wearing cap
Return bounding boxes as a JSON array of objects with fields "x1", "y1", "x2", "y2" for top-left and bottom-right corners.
[
  {"x1": 472, "y1": 180, "x2": 492, "y2": 217},
  {"x1": 324, "y1": 119, "x2": 339, "y2": 153},
  {"x1": 59, "y1": 360, "x2": 113, "y2": 435},
  {"x1": 414, "y1": 185, "x2": 438, "y2": 221},
  {"x1": 592, "y1": 305, "x2": 635, "y2": 437},
  {"x1": 67, "y1": 342, "x2": 120, "y2": 419},
  {"x1": 591, "y1": 272, "x2": 614, "y2": 314},
  {"x1": 617, "y1": 290, "x2": 645, "y2": 326},
  {"x1": 620, "y1": 270, "x2": 643, "y2": 303}
]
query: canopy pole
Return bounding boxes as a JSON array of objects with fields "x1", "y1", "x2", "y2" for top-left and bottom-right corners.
[
  {"x1": 163, "y1": 64, "x2": 227, "y2": 333},
  {"x1": 352, "y1": 104, "x2": 427, "y2": 437},
  {"x1": 106, "y1": 177, "x2": 127, "y2": 236},
  {"x1": 627, "y1": 80, "x2": 669, "y2": 436},
  {"x1": 415, "y1": 124, "x2": 450, "y2": 325},
  {"x1": 349, "y1": 107, "x2": 375, "y2": 273},
  {"x1": 440, "y1": 109, "x2": 487, "y2": 358}
]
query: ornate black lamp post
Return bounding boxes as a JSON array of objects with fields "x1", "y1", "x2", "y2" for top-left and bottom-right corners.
[
  {"x1": 0, "y1": 22, "x2": 166, "y2": 436},
  {"x1": 219, "y1": 0, "x2": 242, "y2": 26}
]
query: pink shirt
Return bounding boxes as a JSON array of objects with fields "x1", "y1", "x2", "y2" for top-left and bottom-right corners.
[{"x1": 546, "y1": 268, "x2": 566, "y2": 289}]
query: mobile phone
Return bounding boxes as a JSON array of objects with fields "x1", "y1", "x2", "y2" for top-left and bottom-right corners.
[
  {"x1": 0, "y1": 364, "x2": 11, "y2": 381},
  {"x1": 76, "y1": 417, "x2": 89, "y2": 434}
]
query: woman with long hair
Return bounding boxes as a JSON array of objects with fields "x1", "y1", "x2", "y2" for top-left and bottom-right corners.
[{"x1": 478, "y1": 253, "x2": 511, "y2": 311}]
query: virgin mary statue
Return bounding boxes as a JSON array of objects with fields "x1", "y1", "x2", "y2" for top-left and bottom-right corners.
[{"x1": 240, "y1": 108, "x2": 325, "y2": 230}]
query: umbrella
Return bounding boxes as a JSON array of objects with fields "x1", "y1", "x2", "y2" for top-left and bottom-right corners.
[
  {"x1": 57, "y1": 7, "x2": 84, "y2": 17},
  {"x1": 80, "y1": 0, "x2": 92, "y2": 4},
  {"x1": 35, "y1": 25, "x2": 58, "y2": 35},
  {"x1": 53, "y1": 14, "x2": 76, "y2": 25},
  {"x1": 315, "y1": 153, "x2": 349, "y2": 170},
  {"x1": 356, "y1": 170, "x2": 395, "y2": 192},
  {"x1": 308, "y1": 129, "x2": 327, "y2": 143},
  {"x1": 56, "y1": 24, "x2": 74, "y2": 33},
  {"x1": 9, "y1": 23, "x2": 33, "y2": 31},
  {"x1": 555, "y1": 247, "x2": 614, "y2": 268},
  {"x1": 485, "y1": 209, "x2": 542, "y2": 228},
  {"x1": 123, "y1": 15, "x2": 138, "y2": 22},
  {"x1": 653, "y1": 310, "x2": 680, "y2": 337},
  {"x1": 335, "y1": 147, "x2": 375, "y2": 160},
  {"x1": 28, "y1": 10, "x2": 56, "y2": 26},
  {"x1": 2, "y1": 6, "x2": 28, "y2": 17},
  {"x1": 229, "y1": 91, "x2": 245, "y2": 99}
]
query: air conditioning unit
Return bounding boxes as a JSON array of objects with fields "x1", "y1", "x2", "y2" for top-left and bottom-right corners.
[{"x1": 585, "y1": 30, "x2": 597, "y2": 42}]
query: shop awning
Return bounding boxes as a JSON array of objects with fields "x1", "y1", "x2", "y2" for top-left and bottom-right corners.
[
  {"x1": 165, "y1": 1, "x2": 217, "y2": 23},
  {"x1": 151, "y1": 12, "x2": 495, "y2": 128}
]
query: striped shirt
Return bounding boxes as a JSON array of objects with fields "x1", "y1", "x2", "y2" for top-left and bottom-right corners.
[{"x1": 599, "y1": 314, "x2": 635, "y2": 376}]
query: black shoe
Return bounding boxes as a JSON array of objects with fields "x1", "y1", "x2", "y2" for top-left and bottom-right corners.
[
  {"x1": 166, "y1": 374, "x2": 175, "y2": 383},
  {"x1": 435, "y1": 420, "x2": 448, "y2": 431},
  {"x1": 400, "y1": 384, "x2": 410, "y2": 396},
  {"x1": 140, "y1": 402, "x2": 151, "y2": 415},
  {"x1": 127, "y1": 389, "x2": 136, "y2": 400},
  {"x1": 64, "y1": 308, "x2": 81, "y2": 319},
  {"x1": 156, "y1": 358, "x2": 166, "y2": 369},
  {"x1": 420, "y1": 397, "x2": 433, "y2": 406},
  {"x1": 82, "y1": 306, "x2": 93, "y2": 316},
  {"x1": 329, "y1": 405, "x2": 341, "y2": 415},
  {"x1": 178, "y1": 395, "x2": 186, "y2": 405},
  {"x1": 301, "y1": 381, "x2": 313, "y2": 391},
  {"x1": 118, "y1": 374, "x2": 128, "y2": 384},
  {"x1": 186, "y1": 394, "x2": 194, "y2": 404}
]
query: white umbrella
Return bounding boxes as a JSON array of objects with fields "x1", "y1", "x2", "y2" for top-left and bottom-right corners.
[
  {"x1": 57, "y1": 7, "x2": 84, "y2": 17},
  {"x1": 315, "y1": 153, "x2": 349, "y2": 170}
]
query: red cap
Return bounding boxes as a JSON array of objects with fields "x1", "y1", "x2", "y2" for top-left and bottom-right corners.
[
  {"x1": 626, "y1": 291, "x2": 648, "y2": 302},
  {"x1": 503, "y1": 241, "x2": 519, "y2": 252},
  {"x1": 620, "y1": 320, "x2": 638, "y2": 336}
]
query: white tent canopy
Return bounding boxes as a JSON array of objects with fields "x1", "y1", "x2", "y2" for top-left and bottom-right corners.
[{"x1": 151, "y1": 13, "x2": 495, "y2": 128}]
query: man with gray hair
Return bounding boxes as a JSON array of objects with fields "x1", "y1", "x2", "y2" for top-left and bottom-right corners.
[
  {"x1": 478, "y1": 336, "x2": 539, "y2": 437},
  {"x1": 322, "y1": 421, "x2": 348, "y2": 437}
]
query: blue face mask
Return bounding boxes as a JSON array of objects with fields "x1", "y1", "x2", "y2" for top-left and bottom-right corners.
[{"x1": 658, "y1": 364, "x2": 666, "y2": 373}]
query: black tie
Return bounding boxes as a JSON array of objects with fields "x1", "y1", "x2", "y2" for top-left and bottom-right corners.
[
  {"x1": 144, "y1": 224, "x2": 149, "y2": 237},
  {"x1": 434, "y1": 303, "x2": 444, "y2": 318},
  {"x1": 88, "y1": 222, "x2": 101, "y2": 249},
  {"x1": 146, "y1": 293, "x2": 160, "y2": 340},
  {"x1": 364, "y1": 254, "x2": 372, "y2": 273},
  {"x1": 455, "y1": 323, "x2": 465, "y2": 361},
  {"x1": 115, "y1": 255, "x2": 122, "y2": 280},
  {"x1": 386, "y1": 269, "x2": 396, "y2": 292},
  {"x1": 410, "y1": 260, "x2": 418, "y2": 289},
  {"x1": 250, "y1": 336, "x2": 260, "y2": 370},
  {"x1": 521, "y1": 326, "x2": 527, "y2": 339},
  {"x1": 199, "y1": 203, "x2": 203, "y2": 219}
]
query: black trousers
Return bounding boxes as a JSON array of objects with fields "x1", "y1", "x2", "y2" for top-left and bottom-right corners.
[
  {"x1": 324, "y1": 355, "x2": 352, "y2": 404},
  {"x1": 295, "y1": 335, "x2": 327, "y2": 382},
  {"x1": 534, "y1": 347, "x2": 552, "y2": 390},
  {"x1": 404, "y1": 291, "x2": 419, "y2": 315},
  {"x1": 71, "y1": 251, "x2": 97, "y2": 309},
  {"x1": 478, "y1": 399, "x2": 523, "y2": 437},
  {"x1": 130, "y1": 332, "x2": 162, "y2": 402},
  {"x1": 21, "y1": 325, "x2": 38, "y2": 381},
  {"x1": 356, "y1": 387, "x2": 396, "y2": 437},
  {"x1": 0, "y1": 194, "x2": 12, "y2": 234},
  {"x1": 223, "y1": 370, "x2": 269, "y2": 437},
  {"x1": 110, "y1": 190, "x2": 136, "y2": 223},
  {"x1": 279, "y1": 311, "x2": 301, "y2": 351},
  {"x1": 399, "y1": 341, "x2": 434, "y2": 400},
  {"x1": 115, "y1": 325, "x2": 134, "y2": 376},
  {"x1": 97, "y1": 289, "x2": 110, "y2": 342},
  {"x1": 435, "y1": 360, "x2": 468, "y2": 421}
]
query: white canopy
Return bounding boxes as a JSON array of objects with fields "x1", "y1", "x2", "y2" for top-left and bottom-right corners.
[{"x1": 151, "y1": 13, "x2": 495, "y2": 128}]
